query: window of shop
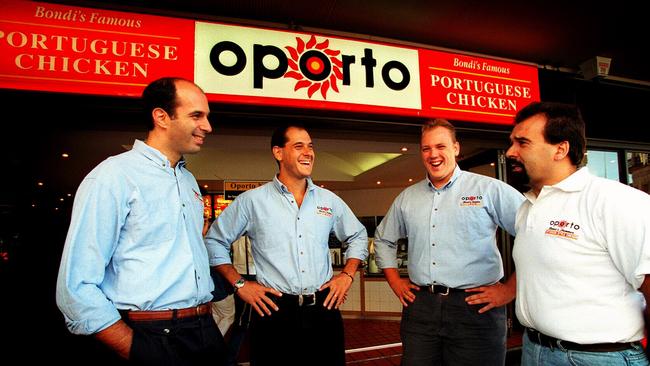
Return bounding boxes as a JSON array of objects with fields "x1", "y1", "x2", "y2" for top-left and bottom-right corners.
[
  {"x1": 627, "y1": 151, "x2": 650, "y2": 194},
  {"x1": 586, "y1": 149, "x2": 620, "y2": 181}
]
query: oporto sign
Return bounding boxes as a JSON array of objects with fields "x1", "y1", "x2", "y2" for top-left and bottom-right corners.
[{"x1": 195, "y1": 22, "x2": 421, "y2": 113}]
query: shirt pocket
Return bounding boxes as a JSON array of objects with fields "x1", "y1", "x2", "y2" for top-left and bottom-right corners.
[{"x1": 128, "y1": 200, "x2": 175, "y2": 245}]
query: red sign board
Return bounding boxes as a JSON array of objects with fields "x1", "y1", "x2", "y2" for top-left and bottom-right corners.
[
  {"x1": 419, "y1": 50, "x2": 540, "y2": 124},
  {"x1": 0, "y1": 0, "x2": 194, "y2": 96},
  {"x1": 0, "y1": 0, "x2": 540, "y2": 124}
]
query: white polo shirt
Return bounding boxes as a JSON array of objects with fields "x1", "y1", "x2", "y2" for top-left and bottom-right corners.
[{"x1": 514, "y1": 167, "x2": 650, "y2": 343}]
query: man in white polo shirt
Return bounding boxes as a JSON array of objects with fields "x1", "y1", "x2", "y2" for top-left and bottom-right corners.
[{"x1": 506, "y1": 101, "x2": 650, "y2": 366}]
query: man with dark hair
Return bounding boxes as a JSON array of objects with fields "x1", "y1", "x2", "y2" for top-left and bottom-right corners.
[
  {"x1": 56, "y1": 77, "x2": 226, "y2": 365},
  {"x1": 205, "y1": 124, "x2": 368, "y2": 366},
  {"x1": 374, "y1": 118, "x2": 524, "y2": 366},
  {"x1": 507, "y1": 101, "x2": 650, "y2": 365}
]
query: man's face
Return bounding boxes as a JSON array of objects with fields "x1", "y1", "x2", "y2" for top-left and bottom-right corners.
[
  {"x1": 168, "y1": 80, "x2": 212, "y2": 156},
  {"x1": 274, "y1": 127, "x2": 314, "y2": 180},
  {"x1": 506, "y1": 114, "x2": 556, "y2": 190},
  {"x1": 420, "y1": 127, "x2": 459, "y2": 188}
]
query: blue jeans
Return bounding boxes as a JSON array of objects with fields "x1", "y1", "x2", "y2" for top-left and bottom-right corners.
[
  {"x1": 400, "y1": 290, "x2": 506, "y2": 366},
  {"x1": 522, "y1": 329, "x2": 649, "y2": 366}
]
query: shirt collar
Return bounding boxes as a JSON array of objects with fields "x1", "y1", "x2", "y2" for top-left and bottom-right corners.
[
  {"x1": 132, "y1": 139, "x2": 186, "y2": 169},
  {"x1": 426, "y1": 165, "x2": 461, "y2": 191},
  {"x1": 524, "y1": 166, "x2": 589, "y2": 202},
  {"x1": 552, "y1": 167, "x2": 590, "y2": 192},
  {"x1": 272, "y1": 175, "x2": 316, "y2": 194}
]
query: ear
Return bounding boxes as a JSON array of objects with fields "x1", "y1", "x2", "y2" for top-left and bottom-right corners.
[
  {"x1": 272, "y1": 146, "x2": 283, "y2": 162},
  {"x1": 453, "y1": 141, "x2": 460, "y2": 157},
  {"x1": 554, "y1": 141, "x2": 570, "y2": 161},
  {"x1": 151, "y1": 107, "x2": 170, "y2": 129}
]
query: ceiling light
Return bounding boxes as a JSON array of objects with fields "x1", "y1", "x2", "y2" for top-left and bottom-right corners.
[
  {"x1": 376, "y1": 181, "x2": 381, "y2": 185},
  {"x1": 408, "y1": 178, "x2": 413, "y2": 182},
  {"x1": 490, "y1": 163, "x2": 495, "y2": 166},
  {"x1": 59, "y1": 198, "x2": 64, "y2": 201},
  {"x1": 37, "y1": 182, "x2": 44, "y2": 186},
  {"x1": 67, "y1": 193, "x2": 72, "y2": 197},
  {"x1": 203, "y1": 184, "x2": 208, "y2": 188},
  {"x1": 61, "y1": 153, "x2": 69, "y2": 158},
  {"x1": 400, "y1": 147, "x2": 408, "y2": 152}
]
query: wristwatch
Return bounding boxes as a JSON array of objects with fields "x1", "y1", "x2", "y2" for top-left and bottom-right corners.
[{"x1": 233, "y1": 277, "x2": 246, "y2": 293}]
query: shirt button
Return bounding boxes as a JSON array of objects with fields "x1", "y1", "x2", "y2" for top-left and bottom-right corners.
[
  {"x1": 291, "y1": 200, "x2": 294, "y2": 203},
  {"x1": 299, "y1": 235, "x2": 302, "y2": 238},
  {"x1": 434, "y1": 208, "x2": 438, "y2": 211},
  {"x1": 432, "y1": 262, "x2": 436, "y2": 265},
  {"x1": 300, "y1": 251, "x2": 304, "y2": 255},
  {"x1": 182, "y1": 203, "x2": 185, "y2": 207},
  {"x1": 297, "y1": 217, "x2": 300, "y2": 220},
  {"x1": 432, "y1": 243, "x2": 435, "y2": 246},
  {"x1": 302, "y1": 270, "x2": 305, "y2": 273},
  {"x1": 304, "y1": 288, "x2": 307, "y2": 291},
  {"x1": 432, "y1": 225, "x2": 435, "y2": 228}
]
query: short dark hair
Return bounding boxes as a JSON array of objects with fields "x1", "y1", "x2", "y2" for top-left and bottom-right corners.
[
  {"x1": 270, "y1": 124, "x2": 307, "y2": 149},
  {"x1": 270, "y1": 124, "x2": 308, "y2": 166},
  {"x1": 515, "y1": 102, "x2": 586, "y2": 166},
  {"x1": 422, "y1": 118, "x2": 457, "y2": 142},
  {"x1": 141, "y1": 77, "x2": 185, "y2": 131}
]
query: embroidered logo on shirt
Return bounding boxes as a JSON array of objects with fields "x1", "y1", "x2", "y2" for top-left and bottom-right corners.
[
  {"x1": 544, "y1": 219, "x2": 580, "y2": 240},
  {"x1": 459, "y1": 195, "x2": 483, "y2": 207},
  {"x1": 193, "y1": 189, "x2": 203, "y2": 202},
  {"x1": 317, "y1": 206, "x2": 333, "y2": 217}
]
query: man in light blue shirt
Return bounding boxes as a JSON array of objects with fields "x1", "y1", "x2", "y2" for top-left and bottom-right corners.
[
  {"x1": 375, "y1": 119, "x2": 524, "y2": 366},
  {"x1": 56, "y1": 77, "x2": 226, "y2": 365},
  {"x1": 205, "y1": 124, "x2": 368, "y2": 366}
]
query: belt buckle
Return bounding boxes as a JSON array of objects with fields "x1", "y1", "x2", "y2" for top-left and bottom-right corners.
[
  {"x1": 298, "y1": 293, "x2": 316, "y2": 306},
  {"x1": 439, "y1": 286, "x2": 450, "y2": 296}
]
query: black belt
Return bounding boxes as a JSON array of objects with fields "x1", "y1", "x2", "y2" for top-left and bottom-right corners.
[
  {"x1": 273, "y1": 288, "x2": 329, "y2": 307},
  {"x1": 418, "y1": 285, "x2": 463, "y2": 295},
  {"x1": 526, "y1": 328, "x2": 638, "y2": 352}
]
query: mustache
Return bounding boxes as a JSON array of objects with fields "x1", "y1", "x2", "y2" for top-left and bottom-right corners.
[{"x1": 506, "y1": 158, "x2": 524, "y2": 169}]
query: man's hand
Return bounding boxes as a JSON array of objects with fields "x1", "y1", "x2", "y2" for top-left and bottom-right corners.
[
  {"x1": 94, "y1": 320, "x2": 133, "y2": 360},
  {"x1": 388, "y1": 277, "x2": 420, "y2": 307},
  {"x1": 382, "y1": 268, "x2": 419, "y2": 307},
  {"x1": 320, "y1": 273, "x2": 353, "y2": 310},
  {"x1": 236, "y1": 281, "x2": 283, "y2": 317},
  {"x1": 464, "y1": 279, "x2": 516, "y2": 313}
]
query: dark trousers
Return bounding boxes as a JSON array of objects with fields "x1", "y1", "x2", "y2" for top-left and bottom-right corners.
[
  {"x1": 249, "y1": 289, "x2": 345, "y2": 366},
  {"x1": 226, "y1": 293, "x2": 253, "y2": 366},
  {"x1": 401, "y1": 290, "x2": 506, "y2": 366},
  {"x1": 124, "y1": 312, "x2": 227, "y2": 366}
]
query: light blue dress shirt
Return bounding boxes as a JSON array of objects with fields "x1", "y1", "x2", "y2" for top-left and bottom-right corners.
[
  {"x1": 374, "y1": 165, "x2": 524, "y2": 288},
  {"x1": 205, "y1": 176, "x2": 368, "y2": 295},
  {"x1": 56, "y1": 140, "x2": 214, "y2": 335}
]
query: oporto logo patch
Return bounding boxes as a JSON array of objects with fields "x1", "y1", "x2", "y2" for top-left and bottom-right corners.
[
  {"x1": 544, "y1": 219, "x2": 580, "y2": 240},
  {"x1": 317, "y1": 206, "x2": 333, "y2": 217},
  {"x1": 459, "y1": 195, "x2": 483, "y2": 207}
]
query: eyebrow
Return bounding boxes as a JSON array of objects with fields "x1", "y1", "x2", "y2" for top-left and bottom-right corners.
[{"x1": 511, "y1": 136, "x2": 530, "y2": 144}]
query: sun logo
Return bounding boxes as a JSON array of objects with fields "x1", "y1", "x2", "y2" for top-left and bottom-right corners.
[{"x1": 283, "y1": 35, "x2": 342, "y2": 99}]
